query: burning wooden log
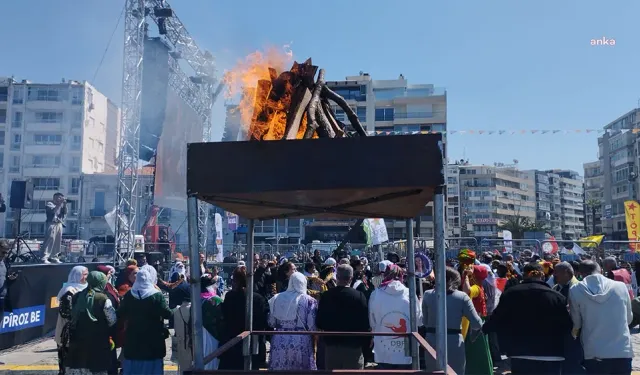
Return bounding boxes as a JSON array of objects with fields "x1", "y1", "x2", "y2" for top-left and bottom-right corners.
[{"x1": 247, "y1": 58, "x2": 367, "y2": 141}]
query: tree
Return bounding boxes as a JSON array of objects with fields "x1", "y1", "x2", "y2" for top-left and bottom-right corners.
[
  {"x1": 585, "y1": 197, "x2": 601, "y2": 235},
  {"x1": 498, "y1": 216, "x2": 548, "y2": 239}
]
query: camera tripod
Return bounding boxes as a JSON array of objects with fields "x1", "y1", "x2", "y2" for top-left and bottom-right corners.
[
  {"x1": 7, "y1": 208, "x2": 40, "y2": 264},
  {"x1": 8, "y1": 232, "x2": 39, "y2": 264}
]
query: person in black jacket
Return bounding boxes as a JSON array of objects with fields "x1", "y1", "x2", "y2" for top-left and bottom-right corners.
[
  {"x1": 316, "y1": 264, "x2": 370, "y2": 370},
  {"x1": 483, "y1": 262, "x2": 572, "y2": 375}
]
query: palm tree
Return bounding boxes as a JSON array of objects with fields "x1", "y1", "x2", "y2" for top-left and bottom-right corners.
[
  {"x1": 498, "y1": 216, "x2": 548, "y2": 239},
  {"x1": 585, "y1": 197, "x2": 601, "y2": 235}
]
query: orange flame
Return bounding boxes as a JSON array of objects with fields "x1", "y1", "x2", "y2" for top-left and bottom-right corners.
[{"x1": 223, "y1": 46, "x2": 294, "y2": 140}]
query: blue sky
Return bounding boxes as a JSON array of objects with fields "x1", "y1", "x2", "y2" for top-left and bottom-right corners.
[{"x1": 0, "y1": 0, "x2": 638, "y2": 173}]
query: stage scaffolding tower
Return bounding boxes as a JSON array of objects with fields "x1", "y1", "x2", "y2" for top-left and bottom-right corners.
[{"x1": 116, "y1": 0, "x2": 222, "y2": 263}]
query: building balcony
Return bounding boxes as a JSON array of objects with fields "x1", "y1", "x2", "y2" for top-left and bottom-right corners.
[
  {"x1": 25, "y1": 121, "x2": 64, "y2": 132},
  {"x1": 20, "y1": 211, "x2": 47, "y2": 223},
  {"x1": 393, "y1": 112, "x2": 446, "y2": 125},
  {"x1": 23, "y1": 166, "x2": 64, "y2": 177},
  {"x1": 24, "y1": 143, "x2": 63, "y2": 154}
]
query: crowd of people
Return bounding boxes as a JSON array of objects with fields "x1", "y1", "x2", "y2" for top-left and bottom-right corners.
[{"x1": 52, "y1": 247, "x2": 639, "y2": 375}]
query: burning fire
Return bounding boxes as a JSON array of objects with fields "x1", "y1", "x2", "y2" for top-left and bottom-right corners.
[{"x1": 223, "y1": 46, "x2": 301, "y2": 140}]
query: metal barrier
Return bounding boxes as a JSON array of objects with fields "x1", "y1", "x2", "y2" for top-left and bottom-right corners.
[
  {"x1": 479, "y1": 238, "x2": 542, "y2": 255},
  {"x1": 600, "y1": 240, "x2": 640, "y2": 254},
  {"x1": 185, "y1": 330, "x2": 455, "y2": 375},
  {"x1": 540, "y1": 239, "x2": 600, "y2": 257}
]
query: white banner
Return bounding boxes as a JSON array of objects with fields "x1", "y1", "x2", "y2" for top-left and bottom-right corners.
[
  {"x1": 363, "y1": 218, "x2": 389, "y2": 245},
  {"x1": 215, "y1": 213, "x2": 223, "y2": 262},
  {"x1": 502, "y1": 230, "x2": 513, "y2": 253}
]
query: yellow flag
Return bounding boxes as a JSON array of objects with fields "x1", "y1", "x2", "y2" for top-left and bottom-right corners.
[
  {"x1": 578, "y1": 235, "x2": 604, "y2": 248},
  {"x1": 624, "y1": 200, "x2": 640, "y2": 252}
]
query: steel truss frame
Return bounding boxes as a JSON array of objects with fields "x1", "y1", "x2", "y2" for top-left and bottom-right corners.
[{"x1": 116, "y1": 0, "x2": 219, "y2": 263}]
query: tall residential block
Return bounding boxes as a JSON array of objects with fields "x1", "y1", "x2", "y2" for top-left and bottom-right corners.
[
  {"x1": 325, "y1": 72, "x2": 447, "y2": 240},
  {"x1": 0, "y1": 77, "x2": 120, "y2": 238},
  {"x1": 458, "y1": 164, "x2": 535, "y2": 237},
  {"x1": 583, "y1": 108, "x2": 640, "y2": 239}
]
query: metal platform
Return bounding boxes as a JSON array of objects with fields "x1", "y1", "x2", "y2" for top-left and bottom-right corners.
[{"x1": 186, "y1": 134, "x2": 445, "y2": 220}]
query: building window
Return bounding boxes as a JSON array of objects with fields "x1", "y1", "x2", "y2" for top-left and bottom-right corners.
[
  {"x1": 9, "y1": 156, "x2": 20, "y2": 173},
  {"x1": 72, "y1": 111, "x2": 82, "y2": 128},
  {"x1": 0, "y1": 152, "x2": 4, "y2": 169},
  {"x1": 35, "y1": 111, "x2": 63, "y2": 123},
  {"x1": 375, "y1": 108, "x2": 394, "y2": 121},
  {"x1": 30, "y1": 223, "x2": 46, "y2": 236},
  {"x1": 356, "y1": 107, "x2": 366, "y2": 122},
  {"x1": 333, "y1": 108, "x2": 345, "y2": 122},
  {"x1": 70, "y1": 178, "x2": 81, "y2": 194},
  {"x1": 12, "y1": 87, "x2": 23, "y2": 104},
  {"x1": 71, "y1": 135, "x2": 81, "y2": 150},
  {"x1": 70, "y1": 157, "x2": 80, "y2": 172},
  {"x1": 0, "y1": 131, "x2": 4, "y2": 145},
  {"x1": 333, "y1": 88, "x2": 365, "y2": 101},
  {"x1": 32, "y1": 155, "x2": 61, "y2": 167},
  {"x1": 0, "y1": 87, "x2": 7, "y2": 102},
  {"x1": 34, "y1": 134, "x2": 62, "y2": 145},
  {"x1": 10, "y1": 134, "x2": 21, "y2": 151},
  {"x1": 32, "y1": 177, "x2": 60, "y2": 190},
  {"x1": 12, "y1": 111, "x2": 22, "y2": 128},
  {"x1": 71, "y1": 87, "x2": 83, "y2": 105},
  {"x1": 28, "y1": 87, "x2": 63, "y2": 102},
  {"x1": 374, "y1": 88, "x2": 405, "y2": 100},
  {"x1": 0, "y1": 109, "x2": 6, "y2": 124}
]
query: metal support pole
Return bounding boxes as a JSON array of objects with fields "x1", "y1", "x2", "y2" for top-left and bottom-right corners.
[
  {"x1": 405, "y1": 219, "x2": 419, "y2": 370},
  {"x1": 244, "y1": 219, "x2": 255, "y2": 370},
  {"x1": 187, "y1": 196, "x2": 204, "y2": 370},
  {"x1": 433, "y1": 186, "x2": 448, "y2": 372}
]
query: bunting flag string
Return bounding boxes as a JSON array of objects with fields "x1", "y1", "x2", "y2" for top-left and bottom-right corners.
[{"x1": 367, "y1": 128, "x2": 640, "y2": 136}]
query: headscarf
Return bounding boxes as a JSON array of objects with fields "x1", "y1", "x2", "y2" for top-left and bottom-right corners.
[
  {"x1": 131, "y1": 265, "x2": 160, "y2": 299},
  {"x1": 414, "y1": 253, "x2": 432, "y2": 278},
  {"x1": 57, "y1": 266, "x2": 88, "y2": 301},
  {"x1": 380, "y1": 263, "x2": 404, "y2": 288},
  {"x1": 96, "y1": 265, "x2": 119, "y2": 303},
  {"x1": 170, "y1": 262, "x2": 187, "y2": 279},
  {"x1": 201, "y1": 274, "x2": 217, "y2": 300},
  {"x1": 268, "y1": 271, "x2": 307, "y2": 321},
  {"x1": 378, "y1": 260, "x2": 392, "y2": 273},
  {"x1": 323, "y1": 257, "x2": 336, "y2": 266},
  {"x1": 471, "y1": 264, "x2": 489, "y2": 284},
  {"x1": 72, "y1": 271, "x2": 107, "y2": 322},
  {"x1": 458, "y1": 248, "x2": 476, "y2": 264}
]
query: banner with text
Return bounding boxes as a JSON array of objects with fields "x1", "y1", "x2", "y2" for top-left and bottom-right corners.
[
  {"x1": 0, "y1": 263, "x2": 98, "y2": 350},
  {"x1": 624, "y1": 200, "x2": 640, "y2": 252}
]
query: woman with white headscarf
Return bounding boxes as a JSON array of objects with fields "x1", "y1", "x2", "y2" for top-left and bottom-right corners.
[
  {"x1": 119, "y1": 265, "x2": 173, "y2": 375},
  {"x1": 55, "y1": 266, "x2": 88, "y2": 375},
  {"x1": 267, "y1": 272, "x2": 318, "y2": 370}
]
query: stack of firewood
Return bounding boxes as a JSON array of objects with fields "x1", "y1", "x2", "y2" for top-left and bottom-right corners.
[{"x1": 247, "y1": 58, "x2": 367, "y2": 140}]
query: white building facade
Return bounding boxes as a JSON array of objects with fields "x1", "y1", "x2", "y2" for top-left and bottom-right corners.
[
  {"x1": 0, "y1": 78, "x2": 120, "y2": 238},
  {"x1": 458, "y1": 165, "x2": 536, "y2": 237},
  {"x1": 325, "y1": 73, "x2": 447, "y2": 239}
]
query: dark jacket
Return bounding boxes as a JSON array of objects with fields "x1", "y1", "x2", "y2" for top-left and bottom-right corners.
[
  {"x1": 316, "y1": 286, "x2": 370, "y2": 347},
  {"x1": 483, "y1": 280, "x2": 572, "y2": 358}
]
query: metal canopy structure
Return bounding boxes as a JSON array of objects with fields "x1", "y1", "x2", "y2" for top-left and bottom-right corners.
[
  {"x1": 116, "y1": 0, "x2": 222, "y2": 264},
  {"x1": 185, "y1": 134, "x2": 450, "y2": 372}
]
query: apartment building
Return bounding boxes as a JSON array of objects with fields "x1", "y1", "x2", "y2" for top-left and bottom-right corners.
[
  {"x1": 458, "y1": 164, "x2": 536, "y2": 237},
  {"x1": 325, "y1": 72, "x2": 447, "y2": 239},
  {"x1": 583, "y1": 108, "x2": 640, "y2": 239},
  {"x1": 583, "y1": 160, "x2": 604, "y2": 234},
  {"x1": 446, "y1": 163, "x2": 462, "y2": 237},
  {"x1": 0, "y1": 77, "x2": 120, "y2": 238},
  {"x1": 529, "y1": 170, "x2": 585, "y2": 239}
]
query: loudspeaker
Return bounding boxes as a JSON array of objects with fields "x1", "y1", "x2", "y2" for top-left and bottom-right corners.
[{"x1": 10, "y1": 180, "x2": 33, "y2": 209}]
